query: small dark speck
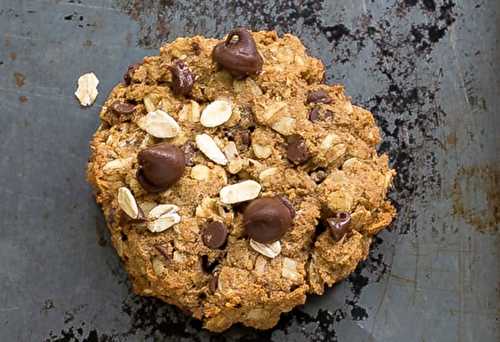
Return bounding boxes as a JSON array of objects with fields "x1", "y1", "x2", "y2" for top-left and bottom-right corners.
[
  {"x1": 41, "y1": 299, "x2": 55, "y2": 313},
  {"x1": 64, "y1": 14, "x2": 74, "y2": 20},
  {"x1": 404, "y1": 0, "x2": 418, "y2": 6},
  {"x1": 427, "y1": 25, "x2": 446, "y2": 43},
  {"x1": 350, "y1": 304, "x2": 369, "y2": 321},
  {"x1": 85, "y1": 330, "x2": 99, "y2": 342},
  {"x1": 422, "y1": 0, "x2": 436, "y2": 11},
  {"x1": 0, "y1": 61, "x2": 4, "y2": 65},
  {"x1": 324, "y1": 24, "x2": 350, "y2": 42},
  {"x1": 79, "y1": 16, "x2": 84, "y2": 21},
  {"x1": 27, "y1": 10, "x2": 36, "y2": 14}
]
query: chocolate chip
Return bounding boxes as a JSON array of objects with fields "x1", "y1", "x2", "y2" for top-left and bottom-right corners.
[
  {"x1": 123, "y1": 62, "x2": 141, "y2": 85},
  {"x1": 191, "y1": 42, "x2": 202, "y2": 55},
  {"x1": 237, "y1": 130, "x2": 251, "y2": 148},
  {"x1": 306, "y1": 89, "x2": 332, "y2": 104},
  {"x1": 327, "y1": 212, "x2": 352, "y2": 241},
  {"x1": 226, "y1": 128, "x2": 252, "y2": 149},
  {"x1": 286, "y1": 134, "x2": 310, "y2": 165},
  {"x1": 137, "y1": 143, "x2": 185, "y2": 193},
  {"x1": 169, "y1": 60, "x2": 195, "y2": 96},
  {"x1": 243, "y1": 197, "x2": 293, "y2": 243},
  {"x1": 202, "y1": 221, "x2": 228, "y2": 249},
  {"x1": 308, "y1": 107, "x2": 320, "y2": 122},
  {"x1": 111, "y1": 101, "x2": 135, "y2": 115},
  {"x1": 212, "y1": 28, "x2": 263, "y2": 79},
  {"x1": 278, "y1": 196, "x2": 296, "y2": 219},
  {"x1": 209, "y1": 274, "x2": 219, "y2": 293},
  {"x1": 181, "y1": 141, "x2": 196, "y2": 166}
]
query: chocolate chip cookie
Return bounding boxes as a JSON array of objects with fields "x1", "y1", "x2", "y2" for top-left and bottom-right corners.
[{"x1": 87, "y1": 28, "x2": 396, "y2": 332}]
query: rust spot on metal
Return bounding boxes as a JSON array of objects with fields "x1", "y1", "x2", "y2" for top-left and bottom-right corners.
[
  {"x1": 452, "y1": 165, "x2": 499, "y2": 233},
  {"x1": 9, "y1": 52, "x2": 16, "y2": 60},
  {"x1": 14, "y1": 72, "x2": 25, "y2": 87},
  {"x1": 446, "y1": 132, "x2": 457, "y2": 146},
  {"x1": 19, "y1": 95, "x2": 28, "y2": 103}
]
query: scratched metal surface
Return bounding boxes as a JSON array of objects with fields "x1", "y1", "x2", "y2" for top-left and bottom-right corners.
[{"x1": 0, "y1": 0, "x2": 498, "y2": 341}]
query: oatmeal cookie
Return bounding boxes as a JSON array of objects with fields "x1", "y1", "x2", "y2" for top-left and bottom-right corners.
[{"x1": 87, "y1": 28, "x2": 395, "y2": 332}]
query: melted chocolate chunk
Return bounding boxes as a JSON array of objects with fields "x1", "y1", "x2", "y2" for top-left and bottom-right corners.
[
  {"x1": 213, "y1": 28, "x2": 263, "y2": 78},
  {"x1": 202, "y1": 221, "x2": 228, "y2": 249},
  {"x1": 169, "y1": 60, "x2": 195, "y2": 96},
  {"x1": 306, "y1": 89, "x2": 332, "y2": 104},
  {"x1": 286, "y1": 134, "x2": 310, "y2": 165},
  {"x1": 137, "y1": 143, "x2": 185, "y2": 192},
  {"x1": 243, "y1": 197, "x2": 293, "y2": 243}
]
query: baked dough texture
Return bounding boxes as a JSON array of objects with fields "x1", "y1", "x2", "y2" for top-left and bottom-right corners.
[{"x1": 87, "y1": 30, "x2": 395, "y2": 332}]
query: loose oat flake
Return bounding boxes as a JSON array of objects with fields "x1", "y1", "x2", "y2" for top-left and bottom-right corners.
[{"x1": 75, "y1": 72, "x2": 99, "y2": 106}]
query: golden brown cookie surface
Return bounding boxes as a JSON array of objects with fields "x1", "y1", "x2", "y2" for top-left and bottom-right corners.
[{"x1": 87, "y1": 30, "x2": 395, "y2": 332}]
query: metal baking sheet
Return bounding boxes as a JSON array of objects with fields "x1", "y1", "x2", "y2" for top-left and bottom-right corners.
[{"x1": 0, "y1": 0, "x2": 498, "y2": 341}]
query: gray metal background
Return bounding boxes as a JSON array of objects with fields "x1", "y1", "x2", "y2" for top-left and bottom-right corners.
[{"x1": 0, "y1": 0, "x2": 498, "y2": 341}]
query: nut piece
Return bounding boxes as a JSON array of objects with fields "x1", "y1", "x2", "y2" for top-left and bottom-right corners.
[
  {"x1": 200, "y1": 99, "x2": 233, "y2": 127},
  {"x1": 271, "y1": 117, "x2": 295, "y2": 135},
  {"x1": 74, "y1": 72, "x2": 99, "y2": 106},
  {"x1": 191, "y1": 164, "x2": 210, "y2": 180},
  {"x1": 103, "y1": 157, "x2": 133, "y2": 173},
  {"x1": 179, "y1": 100, "x2": 201, "y2": 123},
  {"x1": 227, "y1": 158, "x2": 247, "y2": 174},
  {"x1": 259, "y1": 167, "x2": 278, "y2": 180},
  {"x1": 143, "y1": 93, "x2": 159, "y2": 113},
  {"x1": 321, "y1": 133, "x2": 340, "y2": 150},
  {"x1": 137, "y1": 110, "x2": 181, "y2": 138},
  {"x1": 249, "y1": 239, "x2": 281, "y2": 258},
  {"x1": 223, "y1": 141, "x2": 239, "y2": 161},
  {"x1": 117, "y1": 187, "x2": 139, "y2": 219},
  {"x1": 219, "y1": 180, "x2": 261, "y2": 204},
  {"x1": 147, "y1": 204, "x2": 181, "y2": 233},
  {"x1": 195, "y1": 134, "x2": 228, "y2": 165},
  {"x1": 252, "y1": 144, "x2": 272, "y2": 159},
  {"x1": 281, "y1": 257, "x2": 299, "y2": 280},
  {"x1": 151, "y1": 256, "x2": 168, "y2": 276}
]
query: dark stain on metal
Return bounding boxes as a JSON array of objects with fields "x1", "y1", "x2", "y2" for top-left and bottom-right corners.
[
  {"x1": 452, "y1": 165, "x2": 499, "y2": 233},
  {"x1": 95, "y1": 215, "x2": 108, "y2": 247},
  {"x1": 19, "y1": 95, "x2": 28, "y2": 103},
  {"x1": 41, "y1": 299, "x2": 55, "y2": 314},
  {"x1": 9, "y1": 51, "x2": 16, "y2": 60}
]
